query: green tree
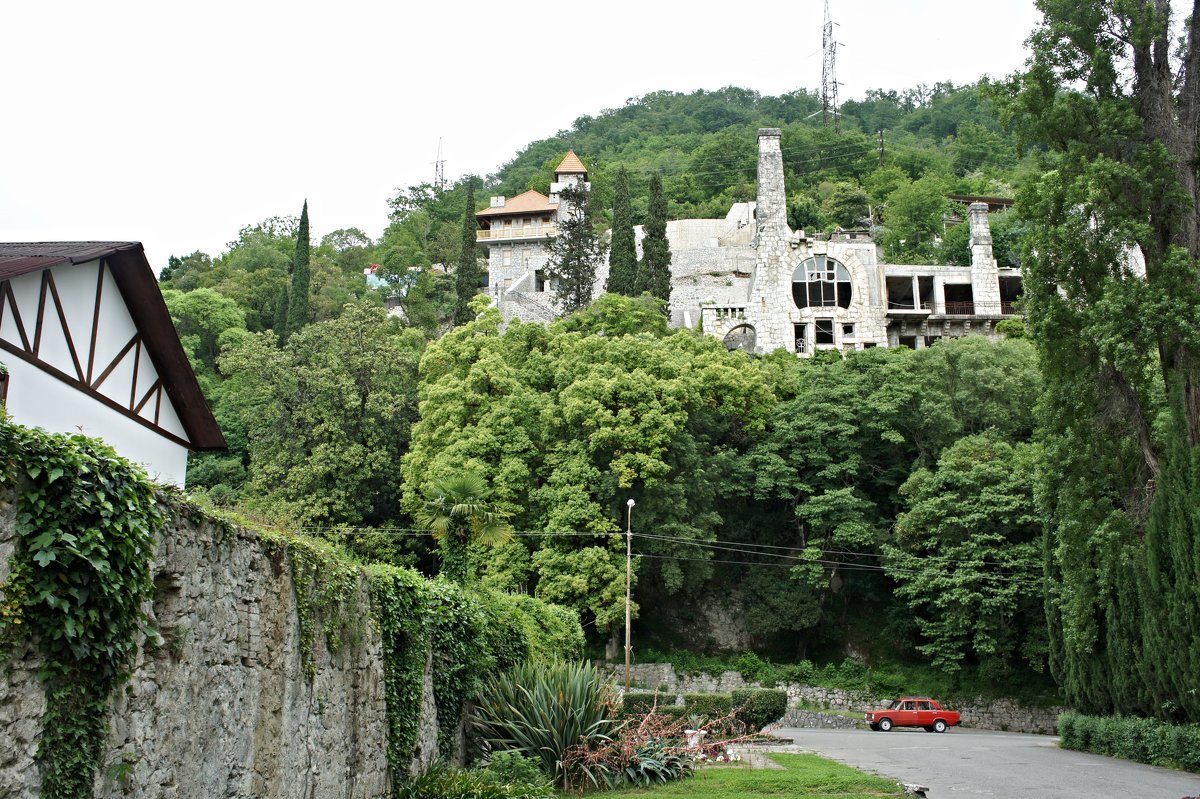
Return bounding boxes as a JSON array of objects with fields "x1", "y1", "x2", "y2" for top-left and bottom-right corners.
[
  {"x1": 882, "y1": 175, "x2": 950, "y2": 262},
  {"x1": 453, "y1": 178, "x2": 484, "y2": 325},
  {"x1": 1000, "y1": 0, "x2": 1200, "y2": 721},
  {"x1": 546, "y1": 181, "x2": 606, "y2": 314},
  {"x1": 822, "y1": 181, "x2": 871, "y2": 229},
  {"x1": 272, "y1": 285, "x2": 289, "y2": 344},
  {"x1": 284, "y1": 200, "x2": 311, "y2": 338},
  {"x1": 884, "y1": 434, "x2": 1046, "y2": 677},
  {"x1": 416, "y1": 472, "x2": 513, "y2": 584},
  {"x1": 220, "y1": 301, "x2": 423, "y2": 526},
  {"x1": 161, "y1": 287, "x2": 246, "y2": 372},
  {"x1": 636, "y1": 173, "x2": 672, "y2": 305},
  {"x1": 607, "y1": 166, "x2": 638, "y2": 295}
]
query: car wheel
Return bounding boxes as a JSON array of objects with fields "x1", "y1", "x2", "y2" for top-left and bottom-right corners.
[
  {"x1": 933, "y1": 719, "x2": 947, "y2": 733},
  {"x1": 869, "y1": 723, "x2": 879, "y2": 731},
  {"x1": 924, "y1": 726, "x2": 934, "y2": 732},
  {"x1": 878, "y1": 718, "x2": 893, "y2": 732}
]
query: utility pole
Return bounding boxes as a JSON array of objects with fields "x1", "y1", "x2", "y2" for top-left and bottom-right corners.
[
  {"x1": 878, "y1": 129, "x2": 886, "y2": 166},
  {"x1": 624, "y1": 498, "x2": 635, "y2": 692}
]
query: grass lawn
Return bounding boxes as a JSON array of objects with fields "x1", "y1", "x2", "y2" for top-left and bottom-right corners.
[{"x1": 592, "y1": 753, "x2": 905, "y2": 798}]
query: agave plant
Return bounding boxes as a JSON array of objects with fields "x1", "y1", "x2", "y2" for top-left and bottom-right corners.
[{"x1": 473, "y1": 660, "x2": 621, "y2": 786}]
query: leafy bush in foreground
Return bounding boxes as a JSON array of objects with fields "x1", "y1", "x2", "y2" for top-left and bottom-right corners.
[
  {"x1": 473, "y1": 660, "x2": 619, "y2": 786},
  {"x1": 394, "y1": 763, "x2": 553, "y2": 799}
]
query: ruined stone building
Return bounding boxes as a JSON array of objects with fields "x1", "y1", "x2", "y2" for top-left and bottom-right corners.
[{"x1": 478, "y1": 130, "x2": 1023, "y2": 353}]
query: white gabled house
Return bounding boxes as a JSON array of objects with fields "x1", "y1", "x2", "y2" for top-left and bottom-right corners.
[{"x1": 0, "y1": 242, "x2": 225, "y2": 485}]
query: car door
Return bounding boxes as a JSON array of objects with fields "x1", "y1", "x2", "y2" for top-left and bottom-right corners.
[
  {"x1": 916, "y1": 700, "x2": 935, "y2": 726},
  {"x1": 897, "y1": 700, "x2": 918, "y2": 726}
]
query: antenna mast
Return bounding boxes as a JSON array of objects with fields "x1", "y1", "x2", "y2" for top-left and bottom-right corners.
[
  {"x1": 434, "y1": 137, "x2": 446, "y2": 191},
  {"x1": 821, "y1": 0, "x2": 841, "y2": 133}
]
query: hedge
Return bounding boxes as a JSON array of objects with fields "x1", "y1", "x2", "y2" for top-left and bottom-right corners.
[
  {"x1": 683, "y1": 693, "x2": 734, "y2": 720},
  {"x1": 1058, "y1": 712, "x2": 1200, "y2": 773},
  {"x1": 622, "y1": 692, "x2": 680, "y2": 716},
  {"x1": 732, "y1": 689, "x2": 787, "y2": 731}
]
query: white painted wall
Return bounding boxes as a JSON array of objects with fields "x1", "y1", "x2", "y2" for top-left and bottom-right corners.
[{"x1": 2, "y1": 356, "x2": 189, "y2": 486}]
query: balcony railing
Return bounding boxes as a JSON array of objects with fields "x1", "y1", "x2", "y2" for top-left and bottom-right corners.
[
  {"x1": 887, "y1": 300, "x2": 1021, "y2": 316},
  {"x1": 477, "y1": 225, "x2": 557, "y2": 241}
]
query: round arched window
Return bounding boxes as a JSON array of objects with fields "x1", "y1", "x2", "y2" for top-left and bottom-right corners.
[{"x1": 792, "y1": 254, "x2": 852, "y2": 309}]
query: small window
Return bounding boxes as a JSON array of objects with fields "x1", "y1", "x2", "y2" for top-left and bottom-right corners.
[
  {"x1": 863, "y1": 342, "x2": 877, "y2": 349},
  {"x1": 502, "y1": 249, "x2": 513, "y2": 266},
  {"x1": 842, "y1": 324, "x2": 855, "y2": 337},
  {"x1": 0, "y1": 367, "x2": 8, "y2": 406},
  {"x1": 815, "y1": 319, "x2": 835, "y2": 345},
  {"x1": 898, "y1": 336, "x2": 918, "y2": 349},
  {"x1": 793, "y1": 323, "x2": 808, "y2": 353},
  {"x1": 535, "y1": 270, "x2": 546, "y2": 292}
]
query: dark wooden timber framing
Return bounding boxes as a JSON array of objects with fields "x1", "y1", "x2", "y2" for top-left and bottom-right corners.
[
  {"x1": 0, "y1": 243, "x2": 225, "y2": 450},
  {"x1": 0, "y1": 338, "x2": 193, "y2": 449},
  {"x1": 86, "y1": 260, "x2": 105, "y2": 383}
]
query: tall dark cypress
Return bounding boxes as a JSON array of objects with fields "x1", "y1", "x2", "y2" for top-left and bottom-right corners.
[
  {"x1": 606, "y1": 167, "x2": 637, "y2": 295},
  {"x1": 286, "y1": 200, "x2": 311, "y2": 336},
  {"x1": 638, "y1": 173, "x2": 672, "y2": 307},
  {"x1": 454, "y1": 179, "x2": 483, "y2": 325}
]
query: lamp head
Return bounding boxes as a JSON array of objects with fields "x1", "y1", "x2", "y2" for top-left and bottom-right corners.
[{"x1": 627, "y1": 498, "x2": 636, "y2": 508}]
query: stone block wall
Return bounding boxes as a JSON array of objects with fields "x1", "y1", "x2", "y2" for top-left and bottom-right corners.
[
  {"x1": 612, "y1": 662, "x2": 1065, "y2": 735},
  {"x1": 0, "y1": 491, "x2": 440, "y2": 799}
]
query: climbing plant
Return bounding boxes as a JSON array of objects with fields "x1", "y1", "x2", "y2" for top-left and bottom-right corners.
[
  {"x1": 0, "y1": 418, "x2": 163, "y2": 798},
  {"x1": 259, "y1": 529, "x2": 364, "y2": 680}
]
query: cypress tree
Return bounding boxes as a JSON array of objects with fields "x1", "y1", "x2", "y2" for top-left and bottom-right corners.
[
  {"x1": 637, "y1": 174, "x2": 672, "y2": 308},
  {"x1": 606, "y1": 166, "x2": 637, "y2": 295},
  {"x1": 454, "y1": 179, "x2": 483, "y2": 325},
  {"x1": 286, "y1": 200, "x2": 311, "y2": 335},
  {"x1": 545, "y1": 181, "x2": 606, "y2": 315},
  {"x1": 273, "y1": 285, "x2": 290, "y2": 345}
]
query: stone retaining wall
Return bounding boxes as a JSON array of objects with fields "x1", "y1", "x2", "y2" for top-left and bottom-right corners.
[
  {"x1": 611, "y1": 663, "x2": 1066, "y2": 735},
  {"x1": 0, "y1": 491, "x2": 440, "y2": 799}
]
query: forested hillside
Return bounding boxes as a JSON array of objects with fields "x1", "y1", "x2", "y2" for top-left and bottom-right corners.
[
  {"x1": 146, "y1": 80, "x2": 1059, "y2": 698},
  {"x1": 155, "y1": 61, "x2": 1200, "y2": 725}
]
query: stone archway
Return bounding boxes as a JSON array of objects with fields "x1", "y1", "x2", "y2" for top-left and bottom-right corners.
[{"x1": 723, "y1": 324, "x2": 757, "y2": 353}]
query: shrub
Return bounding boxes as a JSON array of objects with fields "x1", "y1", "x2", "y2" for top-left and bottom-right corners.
[
  {"x1": 396, "y1": 764, "x2": 553, "y2": 799},
  {"x1": 732, "y1": 689, "x2": 788, "y2": 731},
  {"x1": 683, "y1": 693, "x2": 733, "y2": 720},
  {"x1": 735, "y1": 652, "x2": 770, "y2": 682},
  {"x1": 623, "y1": 691, "x2": 679, "y2": 716},
  {"x1": 776, "y1": 660, "x2": 817, "y2": 685},
  {"x1": 485, "y1": 751, "x2": 553, "y2": 791},
  {"x1": 1058, "y1": 712, "x2": 1200, "y2": 773},
  {"x1": 473, "y1": 660, "x2": 619, "y2": 786},
  {"x1": 561, "y1": 703, "x2": 694, "y2": 790}
]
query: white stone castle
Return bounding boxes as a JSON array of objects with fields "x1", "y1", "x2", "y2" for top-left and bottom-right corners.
[{"x1": 478, "y1": 130, "x2": 1023, "y2": 354}]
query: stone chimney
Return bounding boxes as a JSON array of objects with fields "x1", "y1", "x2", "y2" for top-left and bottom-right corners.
[
  {"x1": 755, "y1": 129, "x2": 789, "y2": 246},
  {"x1": 968, "y1": 202, "x2": 1001, "y2": 309}
]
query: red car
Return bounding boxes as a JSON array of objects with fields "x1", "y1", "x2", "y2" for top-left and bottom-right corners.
[{"x1": 864, "y1": 698, "x2": 960, "y2": 733}]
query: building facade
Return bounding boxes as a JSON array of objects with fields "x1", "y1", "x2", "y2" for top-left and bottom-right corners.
[
  {"x1": 0, "y1": 242, "x2": 225, "y2": 485},
  {"x1": 477, "y1": 151, "x2": 609, "y2": 323}
]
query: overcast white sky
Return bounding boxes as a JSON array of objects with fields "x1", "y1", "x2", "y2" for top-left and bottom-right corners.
[{"x1": 0, "y1": 0, "x2": 1042, "y2": 270}]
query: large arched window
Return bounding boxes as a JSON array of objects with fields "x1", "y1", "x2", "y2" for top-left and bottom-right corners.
[{"x1": 793, "y1": 254, "x2": 852, "y2": 309}]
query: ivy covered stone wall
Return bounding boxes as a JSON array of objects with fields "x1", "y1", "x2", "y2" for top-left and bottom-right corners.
[{"x1": 0, "y1": 490, "x2": 398, "y2": 799}]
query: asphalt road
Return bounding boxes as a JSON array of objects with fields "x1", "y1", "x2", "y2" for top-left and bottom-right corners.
[{"x1": 773, "y1": 726, "x2": 1200, "y2": 799}]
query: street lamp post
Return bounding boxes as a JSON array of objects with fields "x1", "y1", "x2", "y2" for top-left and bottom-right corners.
[{"x1": 625, "y1": 498, "x2": 635, "y2": 693}]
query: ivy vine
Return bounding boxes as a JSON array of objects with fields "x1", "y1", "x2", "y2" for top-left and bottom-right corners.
[
  {"x1": 365, "y1": 563, "x2": 432, "y2": 780},
  {"x1": 260, "y1": 530, "x2": 363, "y2": 681},
  {"x1": 0, "y1": 418, "x2": 162, "y2": 798}
]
